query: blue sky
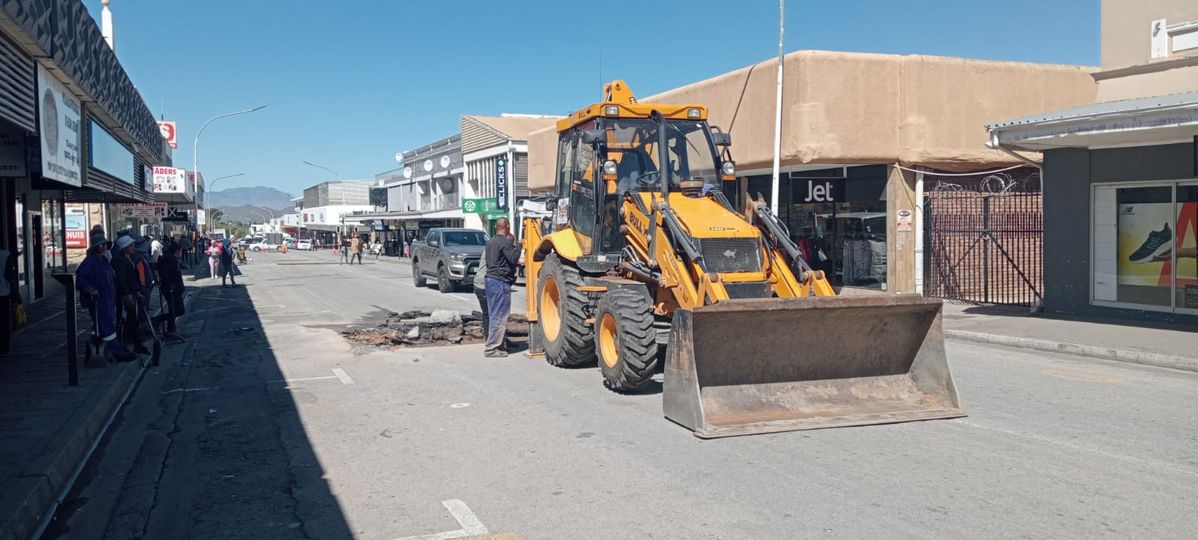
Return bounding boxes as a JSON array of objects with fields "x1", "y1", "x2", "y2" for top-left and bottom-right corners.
[{"x1": 88, "y1": 0, "x2": 1099, "y2": 196}]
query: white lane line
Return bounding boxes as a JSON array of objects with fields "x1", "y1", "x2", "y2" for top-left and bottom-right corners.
[
  {"x1": 268, "y1": 375, "x2": 339, "y2": 384},
  {"x1": 332, "y1": 368, "x2": 354, "y2": 385},
  {"x1": 394, "y1": 499, "x2": 488, "y2": 540}
]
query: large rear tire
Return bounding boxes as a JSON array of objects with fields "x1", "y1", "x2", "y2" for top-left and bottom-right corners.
[
  {"x1": 595, "y1": 287, "x2": 658, "y2": 392},
  {"x1": 538, "y1": 254, "x2": 595, "y2": 367}
]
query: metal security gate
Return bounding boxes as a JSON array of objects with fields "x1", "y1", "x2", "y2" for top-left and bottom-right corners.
[{"x1": 925, "y1": 171, "x2": 1043, "y2": 306}]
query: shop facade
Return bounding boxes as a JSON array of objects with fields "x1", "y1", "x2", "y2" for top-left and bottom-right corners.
[
  {"x1": 528, "y1": 50, "x2": 1097, "y2": 294},
  {"x1": 460, "y1": 114, "x2": 556, "y2": 232},
  {"x1": 0, "y1": 1, "x2": 168, "y2": 304},
  {"x1": 382, "y1": 134, "x2": 466, "y2": 241},
  {"x1": 987, "y1": 2, "x2": 1198, "y2": 322}
]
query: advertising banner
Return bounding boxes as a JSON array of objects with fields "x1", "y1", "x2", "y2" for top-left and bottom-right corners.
[
  {"x1": 65, "y1": 204, "x2": 87, "y2": 248},
  {"x1": 152, "y1": 166, "x2": 188, "y2": 193},
  {"x1": 1117, "y1": 203, "x2": 1173, "y2": 286},
  {"x1": 118, "y1": 203, "x2": 167, "y2": 220},
  {"x1": 37, "y1": 63, "x2": 82, "y2": 187},
  {"x1": 157, "y1": 121, "x2": 178, "y2": 149},
  {"x1": 496, "y1": 156, "x2": 508, "y2": 210}
]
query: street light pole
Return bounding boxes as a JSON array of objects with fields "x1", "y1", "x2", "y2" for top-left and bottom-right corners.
[
  {"x1": 194, "y1": 106, "x2": 266, "y2": 232},
  {"x1": 301, "y1": 160, "x2": 339, "y2": 178},
  {"x1": 205, "y1": 172, "x2": 244, "y2": 215}
]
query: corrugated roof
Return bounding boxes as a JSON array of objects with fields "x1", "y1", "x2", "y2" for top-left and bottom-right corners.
[
  {"x1": 987, "y1": 90, "x2": 1198, "y2": 130},
  {"x1": 464, "y1": 115, "x2": 558, "y2": 141}
]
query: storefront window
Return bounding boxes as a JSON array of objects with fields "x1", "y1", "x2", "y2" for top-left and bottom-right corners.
[
  {"x1": 42, "y1": 199, "x2": 62, "y2": 271},
  {"x1": 1093, "y1": 182, "x2": 1195, "y2": 312},
  {"x1": 1177, "y1": 183, "x2": 1198, "y2": 311}
]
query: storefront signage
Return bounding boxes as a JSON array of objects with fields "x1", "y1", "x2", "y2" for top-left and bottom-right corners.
[
  {"x1": 89, "y1": 120, "x2": 135, "y2": 184},
  {"x1": 796, "y1": 178, "x2": 843, "y2": 203},
  {"x1": 37, "y1": 64, "x2": 82, "y2": 187},
  {"x1": 195, "y1": 208, "x2": 206, "y2": 226},
  {"x1": 0, "y1": 129, "x2": 25, "y2": 177},
  {"x1": 152, "y1": 166, "x2": 188, "y2": 193},
  {"x1": 65, "y1": 204, "x2": 87, "y2": 248},
  {"x1": 896, "y1": 209, "x2": 913, "y2": 232},
  {"x1": 496, "y1": 156, "x2": 508, "y2": 210},
  {"x1": 463, "y1": 197, "x2": 499, "y2": 214},
  {"x1": 157, "y1": 121, "x2": 178, "y2": 149},
  {"x1": 161, "y1": 206, "x2": 189, "y2": 223},
  {"x1": 118, "y1": 203, "x2": 167, "y2": 220},
  {"x1": 483, "y1": 210, "x2": 508, "y2": 221}
]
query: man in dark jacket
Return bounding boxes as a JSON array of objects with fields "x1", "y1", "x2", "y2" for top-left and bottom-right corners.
[
  {"x1": 483, "y1": 218, "x2": 520, "y2": 357},
  {"x1": 154, "y1": 242, "x2": 186, "y2": 335},
  {"x1": 112, "y1": 235, "x2": 149, "y2": 355}
]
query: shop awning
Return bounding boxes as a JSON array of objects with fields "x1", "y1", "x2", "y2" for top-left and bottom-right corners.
[{"x1": 987, "y1": 90, "x2": 1198, "y2": 151}]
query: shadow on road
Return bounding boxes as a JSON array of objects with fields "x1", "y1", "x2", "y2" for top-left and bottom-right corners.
[{"x1": 46, "y1": 283, "x2": 355, "y2": 539}]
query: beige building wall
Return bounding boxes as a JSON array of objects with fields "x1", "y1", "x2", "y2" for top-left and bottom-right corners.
[
  {"x1": 1101, "y1": 0, "x2": 1198, "y2": 69},
  {"x1": 527, "y1": 50, "x2": 1095, "y2": 191}
]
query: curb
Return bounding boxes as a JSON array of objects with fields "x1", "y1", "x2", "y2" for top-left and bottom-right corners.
[{"x1": 944, "y1": 329, "x2": 1198, "y2": 374}]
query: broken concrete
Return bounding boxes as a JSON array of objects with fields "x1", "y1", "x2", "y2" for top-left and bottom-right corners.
[{"x1": 342, "y1": 309, "x2": 528, "y2": 350}]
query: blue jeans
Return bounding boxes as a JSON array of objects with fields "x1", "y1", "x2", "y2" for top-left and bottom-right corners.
[{"x1": 484, "y1": 277, "x2": 512, "y2": 352}]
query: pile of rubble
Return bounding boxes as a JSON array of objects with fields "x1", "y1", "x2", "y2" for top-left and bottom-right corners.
[{"x1": 343, "y1": 309, "x2": 528, "y2": 349}]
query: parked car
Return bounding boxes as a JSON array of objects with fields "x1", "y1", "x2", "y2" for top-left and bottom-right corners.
[
  {"x1": 410, "y1": 228, "x2": 487, "y2": 292},
  {"x1": 249, "y1": 240, "x2": 278, "y2": 252},
  {"x1": 295, "y1": 239, "x2": 312, "y2": 251}
]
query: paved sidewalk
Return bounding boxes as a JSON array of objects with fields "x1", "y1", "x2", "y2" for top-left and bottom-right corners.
[
  {"x1": 0, "y1": 284, "x2": 197, "y2": 540},
  {"x1": 940, "y1": 302, "x2": 1198, "y2": 373}
]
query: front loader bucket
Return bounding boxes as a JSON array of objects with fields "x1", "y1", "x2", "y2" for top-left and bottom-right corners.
[{"x1": 663, "y1": 295, "x2": 963, "y2": 438}]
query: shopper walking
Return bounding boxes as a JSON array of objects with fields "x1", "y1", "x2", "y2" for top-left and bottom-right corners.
[
  {"x1": 339, "y1": 237, "x2": 350, "y2": 264},
  {"x1": 483, "y1": 218, "x2": 520, "y2": 357},
  {"x1": 206, "y1": 240, "x2": 222, "y2": 280},
  {"x1": 149, "y1": 234, "x2": 163, "y2": 264},
  {"x1": 350, "y1": 236, "x2": 363, "y2": 265},
  {"x1": 219, "y1": 239, "x2": 237, "y2": 287},
  {"x1": 177, "y1": 234, "x2": 192, "y2": 268}
]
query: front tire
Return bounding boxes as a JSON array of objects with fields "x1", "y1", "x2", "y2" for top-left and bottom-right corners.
[
  {"x1": 412, "y1": 260, "x2": 427, "y2": 287},
  {"x1": 437, "y1": 265, "x2": 455, "y2": 293},
  {"x1": 595, "y1": 287, "x2": 658, "y2": 392},
  {"x1": 537, "y1": 254, "x2": 595, "y2": 367}
]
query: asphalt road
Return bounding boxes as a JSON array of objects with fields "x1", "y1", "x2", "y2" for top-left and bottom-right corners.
[{"x1": 46, "y1": 250, "x2": 1198, "y2": 539}]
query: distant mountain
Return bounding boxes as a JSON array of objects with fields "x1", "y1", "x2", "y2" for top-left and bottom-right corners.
[
  {"x1": 209, "y1": 186, "x2": 294, "y2": 210},
  {"x1": 212, "y1": 205, "x2": 294, "y2": 226}
]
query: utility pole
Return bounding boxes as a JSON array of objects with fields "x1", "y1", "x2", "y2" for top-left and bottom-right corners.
[{"x1": 770, "y1": 0, "x2": 785, "y2": 214}]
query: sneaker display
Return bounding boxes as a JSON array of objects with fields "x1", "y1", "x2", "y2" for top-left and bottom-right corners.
[{"x1": 1128, "y1": 223, "x2": 1172, "y2": 263}]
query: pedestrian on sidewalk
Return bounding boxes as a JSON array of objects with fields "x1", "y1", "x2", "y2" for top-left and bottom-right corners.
[
  {"x1": 483, "y1": 218, "x2": 520, "y2": 357},
  {"x1": 473, "y1": 258, "x2": 489, "y2": 340},
  {"x1": 339, "y1": 237, "x2": 350, "y2": 264},
  {"x1": 0, "y1": 239, "x2": 17, "y2": 355},
  {"x1": 112, "y1": 236, "x2": 150, "y2": 356},
  {"x1": 77, "y1": 236, "x2": 135, "y2": 363},
  {"x1": 177, "y1": 234, "x2": 192, "y2": 268},
  {"x1": 155, "y1": 243, "x2": 185, "y2": 335},
  {"x1": 350, "y1": 236, "x2": 363, "y2": 265},
  {"x1": 206, "y1": 241, "x2": 222, "y2": 280},
  {"x1": 219, "y1": 239, "x2": 237, "y2": 287},
  {"x1": 149, "y1": 234, "x2": 163, "y2": 265}
]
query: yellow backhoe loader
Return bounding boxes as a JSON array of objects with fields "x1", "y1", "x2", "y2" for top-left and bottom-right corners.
[{"x1": 522, "y1": 81, "x2": 963, "y2": 438}]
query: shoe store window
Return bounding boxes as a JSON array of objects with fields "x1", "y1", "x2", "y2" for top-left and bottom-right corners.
[{"x1": 1091, "y1": 181, "x2": 1198, "y2": 314}]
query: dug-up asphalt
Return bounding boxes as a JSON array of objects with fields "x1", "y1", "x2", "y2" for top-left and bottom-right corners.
[{"x1": 39, "y1": 250, "x2": 1198, "y2": 539}]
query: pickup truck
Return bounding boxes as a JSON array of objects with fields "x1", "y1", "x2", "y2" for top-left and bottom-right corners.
[{"x1": 411, "y1": 227, "x2": 487, "y2": 293}]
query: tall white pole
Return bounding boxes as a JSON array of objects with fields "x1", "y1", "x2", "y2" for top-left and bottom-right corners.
[
  {"x1": 770, "y1": 0, "x2": 785, "y2": 213},
  {"x1": 101, "y1": 0, "x2": 114, "y2": 51}
]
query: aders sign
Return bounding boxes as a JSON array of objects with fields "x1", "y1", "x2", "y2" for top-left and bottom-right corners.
[
  {"x1": 152, "y1": 166, "x2": 188, "y2": 193},
  {"x1": 37, "y1": 64, "x2": 82, "y2": 187}
]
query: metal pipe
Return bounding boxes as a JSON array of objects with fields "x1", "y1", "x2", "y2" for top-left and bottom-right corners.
[
  {"x1": 986, "y1": 134, "x2": 1042, "y2": 169},
  {"x1": 769, "y1": 0, "x2": 785, "y2": 213}
]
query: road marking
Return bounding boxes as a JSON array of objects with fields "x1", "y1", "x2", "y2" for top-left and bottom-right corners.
[
  {"x1": 395, "y1": 499, "x2": 489, "y2": 540},
  {"x1": 268, "y1": 375, "x2": 339, "y2": 384},
  {"x1": 332, "y1": 368, "x2": 354, "y2": 385},
  {"x1": 161, "y1": 386, "x2": 219, "y2": 395}
]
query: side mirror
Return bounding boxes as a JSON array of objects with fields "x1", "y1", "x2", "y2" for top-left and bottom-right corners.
[{"x1": 711, "y1": 132, "x2": 732, "y2": 147}]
